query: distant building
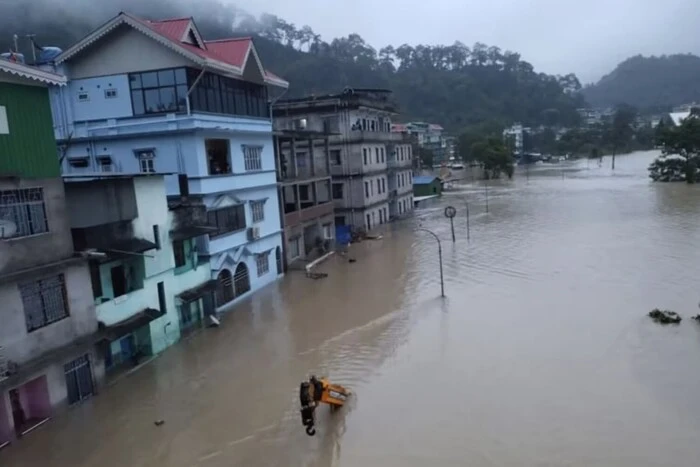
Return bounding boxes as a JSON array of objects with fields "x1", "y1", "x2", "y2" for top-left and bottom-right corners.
[
  {"x1": 44, "y1": 12, "x2": 288, "y2": 312},
  {"x1": 1, "y1": 58, "x2": 100, "y2": 448},
  {"x1": 273, "y1": 130, "x2": 335, "y2": 269},
  {"x1": 413, "y1": 175, "x2": 443, "y2": 197},
  {"x1": 274, "y1": 88, "x2": 414, "y2": 232},
  {"x1": 503, "y1": 124, "x2": 528, "y2": 154},
  {"x1": 393, "y1": 122, "x2": 449, "y2": 165}
]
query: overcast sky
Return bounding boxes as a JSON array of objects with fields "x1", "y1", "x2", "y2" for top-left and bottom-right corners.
[{"x1": 234, "y1": 0, "x2": 700, "y2": 83}]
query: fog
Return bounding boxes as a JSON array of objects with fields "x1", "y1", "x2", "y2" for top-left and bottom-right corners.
[{"x1": 2, "y1": 0, "x2": 700, "y2": 85}]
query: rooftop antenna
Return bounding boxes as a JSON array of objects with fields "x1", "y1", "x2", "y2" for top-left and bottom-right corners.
[{"x1": 12, "y1": 34, "x2": 18, "y2": 53}]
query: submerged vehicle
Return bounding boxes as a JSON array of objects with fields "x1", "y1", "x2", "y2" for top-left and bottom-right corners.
[{"x1": 299, "y1": 376, "x2": 351, "y2": 436}]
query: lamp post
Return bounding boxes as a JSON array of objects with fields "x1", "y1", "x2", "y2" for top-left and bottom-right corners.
[{"x1": 416, "y1": 228, "x2": 445, "y2": 297}]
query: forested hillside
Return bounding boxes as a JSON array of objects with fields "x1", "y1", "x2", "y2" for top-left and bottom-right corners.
[
  {"x1": 582, "y1": 54, "x2": 700, "y2": 111},
  {"x1": 1, "y1": 0, "x2": 584, "y2": 132}
]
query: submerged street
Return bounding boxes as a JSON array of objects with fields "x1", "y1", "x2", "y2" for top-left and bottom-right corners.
[{"x1": 3, "y1": 150, "x2": 700, "y2": 466}]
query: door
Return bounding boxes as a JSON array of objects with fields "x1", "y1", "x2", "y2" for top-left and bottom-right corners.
[
  {"x1": 110, "y1": 265, "x2": 127, "y2": 297},
  {"x1": 275, "y1": 247, "x2": 283, "y2": 275},
  {"x1": 64, "y1": 354, "x2": 94, "y2": 405},
  {"x1": 9, "y1": 389, "x2": 24, "y2": 437}
]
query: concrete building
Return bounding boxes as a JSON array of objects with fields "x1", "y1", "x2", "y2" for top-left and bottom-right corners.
[
  {"x1": 44, "y1": 12, "x2": 288, "y2": 311},
  {"x1": 274, "y1": 88, "x2": 411, "y2": 231},
  {"x1": 62, "y1": 174, "x2": 214, "y2": 374},
  {"x1": 273, "y1": 130, "x2": 334, "y2": 269},
  {"x1": 0, "y1": 58, "x2": 101, "y2": 449},
  {"x1": 392, "y1": 122, "x2": 448, "y2": 166}
]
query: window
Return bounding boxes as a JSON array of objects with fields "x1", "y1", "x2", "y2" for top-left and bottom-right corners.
[
  {"x1": 96, "y1": 155, "x2": 113, "y2": 172},
  {"x1": 188, "y1": 70, "x2": 269, "y2": 118},
  {"x1": 251, "y1": 200, "x2": 265, "y2": 223},
  {"x1": 206, "y1": 139, "x2": 231, "y2": 175},
  {"x1": 0, "y1": 106, "x2": 9, "y2": 134},
  {"x1": 207, "y1": 205, "x2": 246, "y2": 238},
  {"x1": 381, "y1": 178, "x2": 386, "y2": 193},
  {"x1": 0, "y1": 188, "x2": 48, "y2": 239},
  {"x1": 173, "y1": 240, "x2": 187, "y2": 268},
  {"x1": 380, "y1": 147, "x2": 385, "y2": 163},
  {"x1": 104, "y1": 88, "x2": 118, "y2": 99},
  {"x1": 408, "y1": 146, "x2": 412, "y2": 159},
  {"x1": 364, "y1": 181, "x2": 369, "y2": 198},
  {"x1": 335, "y1": 216, "x2": 345, "y2": 226},
  {"x1": 64, "y1": 354, "x2": 94, "y2": 405},
  {"x1": 375, "y1": 147, "x2": 379, "y2": 163},
  {"x1": 129, "y1": 68, "x2": 187, "y2": 115},
  {"x1": 384, "y1": 207, "x2": 388, "y2": 221},
  {"x1": 323, "y1": 116, "x2": 340, "y2": 133},
  {"x1": 289, "y1": 237, "x2": 301, "y2": 259},
  {"x1": 153, "y1": 225, "x2": 161, "y2": 250},
  {"x1": 363, "y1": 148, "x2": 368, "y2": 166},
  {"x1": 332, "y1": 183, "x2": 344, "y2": 200},
  {"x1": 330, "y1": 149, "x2": 342, "y2": 165},
  {"x1": 323, "y1": 223, "x2": 333, "y2": 239},
  {"x1": 379, "y1": 209, "x2": 383, "y2": 224},
  {"x1": 158, "y1": 281, "x2": 166, "y2": 314},
  {"x1": 366, "y1": 214, "x2": 371, "y2": 230},
  {"x1": 376, "y1": 179, "x2": 381, "y2": 194},
  {"x1": 135, "y1": 149, "x2": 155, "y2": 173},
  {"x1": 77, "y1": 91, "x2": 89, "y2": 102},
  {"x1": 256, "y1": 253, "x2": 269, "y2": 277},
  {"x1": 243, "y1": 145, "x2": 263, "y2": 171},
  {"x1": 20, "y1": 274, "x2": 69, "y2": 332}
]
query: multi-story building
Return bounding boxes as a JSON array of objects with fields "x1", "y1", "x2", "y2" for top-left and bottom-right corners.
[
  {"x1": 387, "y1": 142, "x2": 414, "y2": 220},
  {"x1": 44, "y1": 12, "x2": 288, "y2": 311},
  {"x1": 274, "y1": 88, "x2": 409, "y2": 231},
  {"x1": 392, "y1": 122, "x2": 448, "y2": 166},
  {"x1": 0, "y1": 58, "x2": 101, "y2": 448},
  {"x1": 273, "y1": 130, "x2": 334, "y2": 268},
  {"x1": 62, "y1": 173, "x2": 214, "y2": 374}
]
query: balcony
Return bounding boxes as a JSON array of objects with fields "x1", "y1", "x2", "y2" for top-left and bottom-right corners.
[
  {"x1": 188, "y1": 170, "x2": 277, "y2": 195},
  {"x1": 334, "y1": 131, "x2": 402, "y2": 145},
  {"x1": 283, "y1": 202, "x2": 334, "y2": 227},
  {"x1": 95, "y1": 285, "x2": 161, "y2": 328}
]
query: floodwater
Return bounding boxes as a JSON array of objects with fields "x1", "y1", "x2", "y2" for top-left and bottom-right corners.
[{"x1": 3, "y1": 150, "x2": 700, "y2": 467}]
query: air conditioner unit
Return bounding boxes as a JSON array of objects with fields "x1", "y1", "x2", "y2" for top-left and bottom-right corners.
[{"x1": 247, "y1": 226, "x2": 261, "y2": 241}]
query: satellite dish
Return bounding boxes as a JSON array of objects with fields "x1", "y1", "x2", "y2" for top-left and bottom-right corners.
[{"x1": 0, "y1": 220, "x2": 17, "y2": 239}]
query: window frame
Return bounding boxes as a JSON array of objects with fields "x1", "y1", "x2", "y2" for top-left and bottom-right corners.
[
  {"x1": 256, "y1": 253, "x2": 270, "y2": 277},
  {"x1": 20, "y1": 273, "x2": 70, "y2": 332},
  {"x1": 242, "y1": 145, "x2": 263, "y2": 172},
  {"x1": 134, "y1": 149, "x2": 156, "y2": 173},
  {"x1": 0, "y1": 187, "x2": 49, "y2": 239},
  {"x1": 250, "y1": 200, "x2": 265, "y2": 223},
  {"x1": 128, "y1": 68, "x2": 188, "y2": 116},
  {"x1": 207, "y1": 204, "x2": 247, "y2": 238}
]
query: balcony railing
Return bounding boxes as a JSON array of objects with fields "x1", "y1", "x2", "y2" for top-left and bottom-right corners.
[
  {"x1": 96, "y1": 285, "x2": 160, "y2": 327},
  {"x1": 283, "y1": 201, "x2": 334, "y2": 227}
]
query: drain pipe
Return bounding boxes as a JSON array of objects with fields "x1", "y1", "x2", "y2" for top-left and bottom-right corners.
[{"x1": 186, "y1": 68, "x2": 207, "y2": 116}]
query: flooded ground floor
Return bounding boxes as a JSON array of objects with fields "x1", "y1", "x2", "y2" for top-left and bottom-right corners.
[{"x1": 2, "y1": 151, "x2": 700, "y2": 466}]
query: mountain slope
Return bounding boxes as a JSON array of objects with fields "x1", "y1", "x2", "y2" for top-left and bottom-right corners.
[
  {"x1": 582, "y1": 54, "x2": 700, "y2": 110},
  {"x1": 0, "y1": 0, "x2": 584, "y2": 131}
]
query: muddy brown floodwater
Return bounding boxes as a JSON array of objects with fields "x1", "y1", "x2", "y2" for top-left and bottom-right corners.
[{"x1": 3, "y1": 150, "x2": 700, "y2": 467}]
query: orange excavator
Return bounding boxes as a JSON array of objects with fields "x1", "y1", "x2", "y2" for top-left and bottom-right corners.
[{"x1": 299, "y1": 376, "x2": 351, "y2": 436}]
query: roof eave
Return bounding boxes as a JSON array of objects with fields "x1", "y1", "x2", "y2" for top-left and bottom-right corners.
[{"x1": 0, "y1": 63, "x2": 67, "y2": 86}]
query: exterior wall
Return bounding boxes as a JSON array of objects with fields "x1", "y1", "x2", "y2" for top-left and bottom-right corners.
[
  {"x1": 66, "y1": 26, "x2": 191, "y2": 80},
  {"x1": 0, "y1": 177, "x2": 75, "y2": 276},
  {"x1": 61, "y1": 75, "x2": 133, "y2": 123},
  {"x1": 339, "y1": 203, "x2": 390, "y2": 232},
  {"x1": 333, "y1": 175, "x2": 388, "y2": 211},
  {"x1": 283, "y1": 211, "x2": 334, "y2": 267},
  {"x1": 0, "y1": 262, "x2": 97, "y2": 366},
  {"x1": 0, "y1": 81, "x2": 60, "y2": 179}
]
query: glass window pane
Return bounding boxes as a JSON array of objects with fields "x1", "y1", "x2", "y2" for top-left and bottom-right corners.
[
  {"x1": 144, "y1": 89, "x2": 160, "y2": 113},
  {"x1": 159, "y1": 87, "x2": 177, "y2": 112},
  {"x1": 158, "y1": 70, "x2": 175, "y2": 86},
  {"x1": 141, "y1": 72, "x2": 158, "y2": 88},
  {"x1": 174, "y1": 68, "x2": 187, "y2": 85},
  {"x1": 131, "y1": 90, "x2": 145, "y2": 115},
  {"x1": 129, "y1": 74, "x2": 142, "y2": 89}
]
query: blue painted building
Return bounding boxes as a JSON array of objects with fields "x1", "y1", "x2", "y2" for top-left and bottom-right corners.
[{"x1": 44, "y1": 12, "x2": 288, "y2": 310}]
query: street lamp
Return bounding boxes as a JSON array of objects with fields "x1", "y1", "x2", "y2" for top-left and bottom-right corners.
[{"x1": 416, "y1": 228, "x2": 445, "y2": 297}]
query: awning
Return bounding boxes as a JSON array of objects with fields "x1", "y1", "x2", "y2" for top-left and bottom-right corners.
[
  {"x1": 170, "y1": 225, "x2": 217, "y2": 242},
  {"x1": 97, "y1": 307, "x2": 164, "y2": 342},
  {"x1": 177, "y1": 280, "x2": 217, "y2": 303},
  {"x1": 100, "y1": 238, "x2": 158, "y2": 262}
]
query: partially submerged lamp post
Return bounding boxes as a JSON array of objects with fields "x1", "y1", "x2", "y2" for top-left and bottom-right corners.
[{"x1": 416, "y1": 228, "x2": 445, "y2": 298}]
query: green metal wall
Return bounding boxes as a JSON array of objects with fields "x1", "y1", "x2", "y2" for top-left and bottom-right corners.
[
  {"x1": 413, "y1": 181, "x2": 442, "y2": 197},
  {"x1": 0, "y1": 81, "x2": 60, "y2": 178}
]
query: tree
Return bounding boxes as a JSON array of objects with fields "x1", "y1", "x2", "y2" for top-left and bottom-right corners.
[
  {"x1": 606, "y1": 105, "x2": 637, "y2": 169},
  {"x1": 649, "y1": 113, "x2": 700, "y2": 183},
  {"x1": 470, "y1": 137, "x2": 514, "y2": 179}
]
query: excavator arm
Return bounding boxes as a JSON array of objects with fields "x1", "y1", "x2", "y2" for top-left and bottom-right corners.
[{"x1": 299, "y1": 376, "x2": 350, "y2": 436}]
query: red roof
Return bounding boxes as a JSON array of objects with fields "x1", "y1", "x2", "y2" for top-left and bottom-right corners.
[
  {"x1": 145, "y1": 17, "x2": 192, "y2": 44},
  {"x1": 204, "y1": 38, "x2": 251, "y2": 68},
  {"x1": 130, "y1": 15, "x2": 286, "y2": 84}
]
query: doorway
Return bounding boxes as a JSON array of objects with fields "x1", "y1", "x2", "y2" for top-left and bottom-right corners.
[
  {"x1": 9, "y1": 376, "x2": 51, "y2": 437},
  {"x1": 110, "y1": 264, "x2": 127, "y2": 297}
]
